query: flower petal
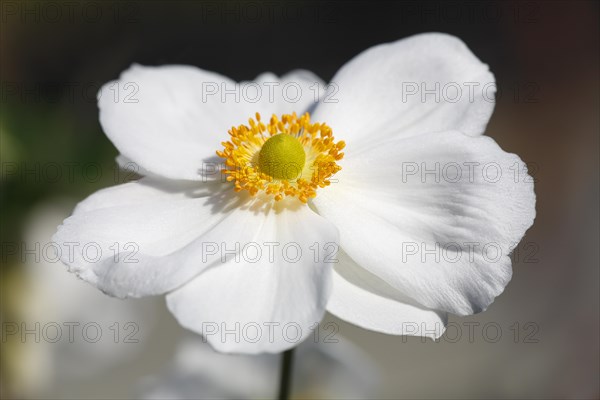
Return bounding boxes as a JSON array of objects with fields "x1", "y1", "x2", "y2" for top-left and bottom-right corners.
[
  {"x1": 100, "y1": 65, "x2": 323, "y2": 181},
  {"x1": 52, "y1": 178, "x2": 263, "y2": 298},
  {"x1": 313, "y1": 130, "x2": 536, "y2": 315},
  {"x1": 312, "y1": 33, "x2": 495, "y2": 145},
  {"x1": 165, "y1": 202, "x2": 339, "y2": 354},
  {"x1": 248, "y1": 69, "x2": 326, "y2": 116},
  {"x1": 328, "y1": 250, "x2": 447, "y2": 338}
]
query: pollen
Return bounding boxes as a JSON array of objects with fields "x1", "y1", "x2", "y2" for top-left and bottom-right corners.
[{"x1": 216, "y1": 112, "x2": 345, "y2": 203}]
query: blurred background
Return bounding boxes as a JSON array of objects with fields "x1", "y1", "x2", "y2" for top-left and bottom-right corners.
[{"x1": 1, "y1": 0, "x2": 598, "y2": 398}]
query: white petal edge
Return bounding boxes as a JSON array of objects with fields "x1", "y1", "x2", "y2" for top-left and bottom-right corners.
[
  {"x1": 166, "y1": 201, "x2": 339, "y2": 354},
  {"x1": 312, "y1": 32, "x2": 496, "y2": 146},
  {"x1": 312, "y1": 130, "x2": 536, "y2": 315},
  {"x1": 100, "y1": 64, "x2": 323, "y2": 181},
  {"x1": 328, "y1": 250, "x2": 447, "y2": 339},
  {"x1": 52, "y1": 177, "x2": 278, "y2": 298},
  {"x1": 246, "y1": 69, "x2": 326, "y2": 116}
]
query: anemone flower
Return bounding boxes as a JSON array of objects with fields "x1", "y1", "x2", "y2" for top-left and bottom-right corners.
[{"x1": 54, "y1": 33, "x2": 535, "y2": 354}]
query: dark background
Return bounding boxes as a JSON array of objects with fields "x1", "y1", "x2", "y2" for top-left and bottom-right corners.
[{"x1": 1, "y1": 1, "x2": 599, "y2": 399}]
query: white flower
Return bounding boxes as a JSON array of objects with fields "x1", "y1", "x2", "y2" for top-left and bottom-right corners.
[{"x1": 53, "y1": 33, "x2": 535, "y2": 354}]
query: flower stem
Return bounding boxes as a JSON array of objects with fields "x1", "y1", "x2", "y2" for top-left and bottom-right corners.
[{"x1": 277, "y1": 347, "x2": 295, "y2": 400}]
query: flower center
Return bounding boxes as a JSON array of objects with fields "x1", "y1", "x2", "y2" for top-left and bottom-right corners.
[
  {"x1": 258, "y1": 134, "x2": 306, "y2": 180},
  {"x1": 216, "y1": 112, "x2": 344, "y2": 203}
]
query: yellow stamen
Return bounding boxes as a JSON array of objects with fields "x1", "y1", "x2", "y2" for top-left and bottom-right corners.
[{"x1": 216, "y1": 112, "x2": 344, "y2": 203}]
